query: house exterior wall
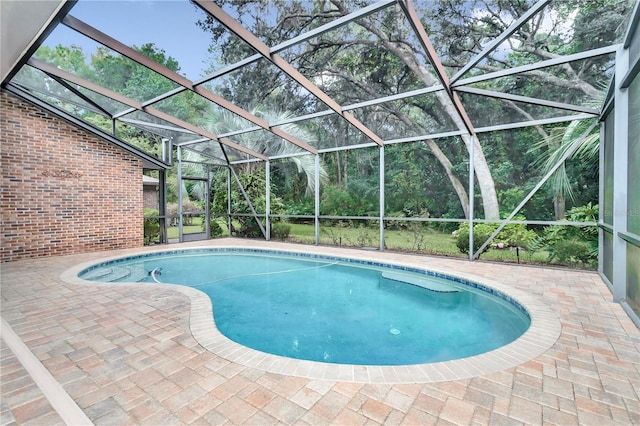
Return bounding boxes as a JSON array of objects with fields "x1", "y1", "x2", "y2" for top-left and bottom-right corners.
[
  {"x1": 143, "y1": 184, "x2": 159, "y2": 210},
  {"x1": 0, "y1": 91, "x2": 143, "y2": 262}
]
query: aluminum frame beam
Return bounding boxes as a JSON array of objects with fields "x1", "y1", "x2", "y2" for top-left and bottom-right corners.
[
  {"x1": 28, "y1": 58, "x2": 141, "y2": 109},
  {"x1": 193, "y1": 86, "x2": 445, "y2": 139},
  {"x1": 63, "y1": 14, "x2": 193, "y2": 89},
  {"x1": 450, "y1": 0, "x2": 552, "y2": 84},
  {"x1": 620, "y1": 54, "x2": 640, "y2": 89},
  {"x1": 145, "y1": 107, "x2": 268, "y2": 161},
  {"x1": 192, "y1": 85, "x2": 318, "y2": 154},
  {"x1": 268, "y1": 110, "x2": 334, "y2": 127},
  {"x1": 63, "y1": 14, "x2": 318, "y2": 155},
  {"x1": 611, "y1": 43, "x2": 631, "y2": 302},
  {"x1": 343, "y1": 85, "x2": 445, "y2": 111},
  {"x1": 191, "y1": 0, "x2": 395, "y2": 86},
  {"x1": 47, "y1": 75, "x2": 114, "y2": 117},
  {"x1": 5, "y1": 82, "x2": 169, "y2": 170},
  {"x1": 27, "y1": 58, "x2": 267, "y2": 160},
  {"x1": 623, "y1": 0, "x2": 640, "y2": 48},
  {"x1": 113, "y1": 86, "x2": 189, "y2": 120},
  {"x1": 119, "y1": 118, "x2": 197, "y2": 135},
  {"x1": 193, "y1": 0, "x2": 385, "y2": 147},
  {"x1": 182, "y1": 145, "x2": 227, "y2": 165},
  {"x1": 398, "y1": 0, "x2": 476, "y2": 136},
  {"x1": 454, "y1": 86, "x2": 600, "y2": 116},
  {"x1": 384, "y1": 131, "x2": 465, "y2": 145},
  {"x1": 474, "y1": 113, "x2": 594, "y2": 134},
  {"x1": 195, "y1": 109, "x2": 591, "y2": 161},
  {"x1": 139, "y1": 73, "x2": 601, "y2": 153},
  {"x1": 398, "y1": 0, "x2": 482, "y2": 247},
  {"x1": 184, "y1": 111, "x2": 594, "y2": 162},
  {"x1": 13, "y1": 79, "x2": 109, "y2": 118},
  {"x1": 453, "y1": 45, "x2": 620, "y2": 88},
  {"x1": 269, "y1": 0, "x2": 395, "y2": 54}
]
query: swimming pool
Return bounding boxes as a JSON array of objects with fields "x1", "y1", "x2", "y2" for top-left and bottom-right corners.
[{"x1": 79, "y1": 248, "x2": 530, "y2": 366}]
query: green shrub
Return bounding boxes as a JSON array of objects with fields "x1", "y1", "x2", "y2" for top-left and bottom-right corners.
[
  {"x1": 527, "y1": 203, "x2": 598, "y2": 268},
  {"x1": 211, "y1": 170, "x2": 285, "y2": 238},
  {"x1": 233, "y1": 217, "x2": 263, "y2": 238},
  {"x1": 455, "y1": 223, "x2": 495, "y2": 257},
  {"x1": 203, "y1": 218, "x2": 224, "y2": 238},
  {"x1": 271, "y1": 221, "x2": 291, "y2": 239},
  {"x1": 552, "y1": 239, "x2": 592, "y2": 265},
  {"x1": 285, "y1": 200, "x2": 314, "y2": 216},
  {"x1": 453, "y1": 216, "x2": 537, "y2": 257},
  {"x1": 498, "y1": 220, "x2": 537, "y2": 248},
  {"x1": 143, "y1": 208, "x2": 160, "y2": 244}
]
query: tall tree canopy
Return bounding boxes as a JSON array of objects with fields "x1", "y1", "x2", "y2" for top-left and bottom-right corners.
[{"x1": 197, "y1": 0, "x2": 631, "y2": 219}]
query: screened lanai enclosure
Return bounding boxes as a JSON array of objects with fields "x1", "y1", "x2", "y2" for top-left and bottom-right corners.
[{"x1": 1, "y1": 0, "x2": 639, "y2": 324}]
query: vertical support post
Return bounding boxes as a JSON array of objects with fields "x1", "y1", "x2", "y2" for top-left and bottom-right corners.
[
  {"x1": 177, "y1": 148, "x2": 184, "y2": 243},
  {"x1": 227, "y1": 166, "x2": 232, "y2": 237},
  {"x1": 598, "y1": 123, "x2": 605, "y2": 276},
  {"x1": 162, "y1": 138, "x2": 172, "y2": 165},
  {"x1": 265, "y1": 161, "x2": 271, "y2": 241},
  {"x1": 111, "y1": 118, "x2": 116, "y2": 136},
  {"x1": 205, "y1": 164, "x2": 210, "y2": 239},
  {"x1": 468, "y1": 135, "x2": 475, "y2": 260},
  {"x1": 612, "y1": 45, "x2": 629, "y2": 302},
  {"x1": 379, "y1": 146, "x2": 385, "y2": 251},
  {"x1": 158, "y1": 169, "x2": 167, "y2": 244},
  {"x1": 315, "y1": 154, "x2": 320, "y2": 245}
]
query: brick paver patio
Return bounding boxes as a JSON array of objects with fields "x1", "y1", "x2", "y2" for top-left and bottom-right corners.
[{"x1": 1, "y1": 239, "x2": 639, "y2": 425}]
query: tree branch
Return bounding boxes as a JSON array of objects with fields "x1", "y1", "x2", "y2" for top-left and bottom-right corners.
[{"x1": 502, "y1": 99, "x2": 549, "y2": 140}]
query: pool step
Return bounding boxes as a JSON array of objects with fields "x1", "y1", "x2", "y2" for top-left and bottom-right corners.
[
  {"x1": 381, "y1": 271, "x2": 460, "y2": 293},
  {"x1": 80, "y1": 268, "x2": 115, "y2": 281},
  {"x1": 82, "y1": 266, "x2": 150, "y2": 282}
]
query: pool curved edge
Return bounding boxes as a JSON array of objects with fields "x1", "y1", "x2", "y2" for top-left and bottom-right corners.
[{"x1": 61, "y1": 243, "x2": 562, "y2": 384}]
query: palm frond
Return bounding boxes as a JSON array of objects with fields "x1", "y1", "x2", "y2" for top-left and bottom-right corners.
[
  {"x1": 528, "y1": 117, "x2": 599, "y2": 203},
  {"x1": 202, "y1": 106, "x2": 327, "y2": 194}
]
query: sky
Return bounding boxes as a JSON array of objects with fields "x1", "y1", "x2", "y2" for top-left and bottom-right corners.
[
  {"x1": 43, "y1": 0, "x2": 219, "y2": 80},
  {"x1": 41, "y1": 1, "x2": 584, "y2": 82}
]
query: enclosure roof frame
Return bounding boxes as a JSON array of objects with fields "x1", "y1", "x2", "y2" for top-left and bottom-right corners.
[{"x1": 1, "y1": 0, "x2": 630, "y2": 164}]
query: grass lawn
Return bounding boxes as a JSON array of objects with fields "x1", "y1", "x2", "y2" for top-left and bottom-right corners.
[
  {"x1": 286, "y1": 223, "x2": 551, "y2": 265},
  {"x1": 157, "y1": 219, "x2": 571, "y2": 267},
  {"x1": 166, "y1": 217, "x2": 205, "y2": 239}
]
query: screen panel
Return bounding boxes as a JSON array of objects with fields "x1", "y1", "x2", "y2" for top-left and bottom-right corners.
[
  {"x1": 627, "y1": 242, "x2": 640, "y2": 317},
  {"x1": 628, "y1": 75, "x2": 640, "y2": 235},
  {"x1": 603, "y1": 108, "x2": 615, "y2": 226},
  {"x1": 602, "y1": 230, "x2": 614, "y2": 282}
]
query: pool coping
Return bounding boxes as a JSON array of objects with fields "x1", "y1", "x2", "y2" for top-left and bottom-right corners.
[{"x1": 60, "y1": 243, "x2": 562, "y2": 384}]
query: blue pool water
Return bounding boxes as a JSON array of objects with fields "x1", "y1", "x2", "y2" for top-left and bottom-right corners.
[{"x1": 80, "y1": 249, "x2": 530, "y2": 365}]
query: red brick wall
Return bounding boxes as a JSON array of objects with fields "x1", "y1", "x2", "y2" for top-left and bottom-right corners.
[
  {"x1": 1, "y1": 91, "x2": 144, "y2": 262},
  {"x1": 143, "y1": 185, "x2": 159, "y2": 210}
]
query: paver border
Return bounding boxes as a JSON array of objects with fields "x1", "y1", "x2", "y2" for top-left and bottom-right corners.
[{"x1": 60, "y1": 243, "x2": 562, "y2": 384}]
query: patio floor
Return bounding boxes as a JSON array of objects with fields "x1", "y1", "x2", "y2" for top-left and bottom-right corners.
[{"x1": 1, "y1": 239, "x2": 639, "y2": 425}]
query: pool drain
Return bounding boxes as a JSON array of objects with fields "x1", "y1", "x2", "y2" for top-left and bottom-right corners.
[{"x1": 390, "y1": 328, "x2": 400, "y2": 335}]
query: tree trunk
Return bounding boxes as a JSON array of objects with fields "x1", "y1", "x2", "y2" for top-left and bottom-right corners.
[
  {"x1": 342, "y1": 151, "x2": 348, "y2": 186},
  {"x1": 466, "y1": 134, "x2": 500, "y2": 219},
  {"x1": 386, "y1": 106, "x2": 471, "y2": 218},
  {"x1": 554, "y1": 191, "x2": 566, "y2": 220},
  {"x1": 423, "y1": 139, "x2": 470, "y2": 218},
  {"x1": 364, "y1": 29, "x2": 501, "y2": 219},
  {"x1": 549, "y1": 128, "x2": 567, "y2": 220},
  {"x1": 336, "y1": 151, "x2": 342, "y2": 186}
]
